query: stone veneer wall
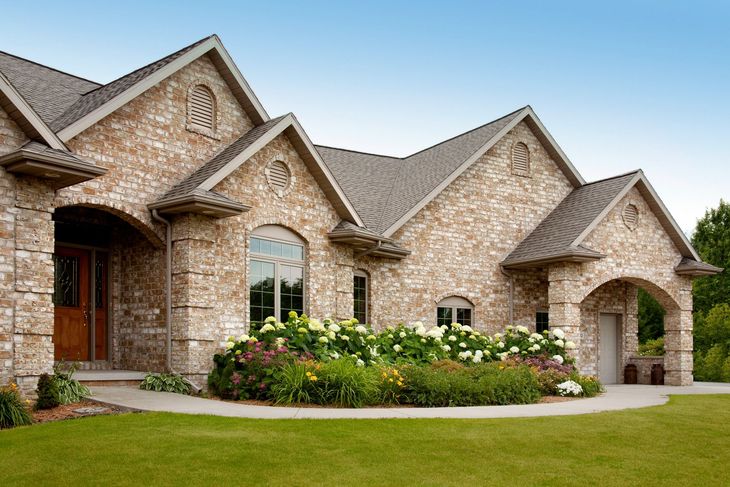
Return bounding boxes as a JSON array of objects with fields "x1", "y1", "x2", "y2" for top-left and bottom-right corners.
[{"x1": 357, "y1": 121, "x2": 574, "y2": 333}]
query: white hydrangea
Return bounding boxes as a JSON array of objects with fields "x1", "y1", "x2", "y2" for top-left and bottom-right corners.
[
  {"x1": 515, "y1": 325, "x2": 529, "y2": 335},
  {"x1": 356, "y1": 359, "x2": 365, "y2": 367},
  {"x1": 451, "y1": 322, "x2": 462, "y2": 330},
  {"x1": 448, "y1": 335, "x2": 457, "y2": 342},
  {"x1": 497, "y1": 341, "x2": 505, "y2": 349},
  {"x1": 557, "y1": 380, "x2": 583, "y2": 397},
  {"x1": 472, "y1": 355, "x2": 482, "y2": 363},
  {"x1": 441, "y1": 344, "x2": 451, "y2": 352},
  {"x1": 552, "y1": 328, "x2": 565, "y2": 340},
  {"x1": 259, "y1": 323, "x2": 275, "y2": 333},
  {"x1": 318, "y1": 336, "x2": 329, "y2": 344},
  {"x1": 308, "y1": 320, "x2": 326, "y2": 332},
  {"x1": 509, "y1": 346, "x2": 520, "y2": 354},
  {"x1": 565, "y1": 341, "x2": 576, "y2": 350},
  {"x1": 225, "y1": 341, "x2": 235, "y2": 350},
  {"x1": 399, "y1": 331, "x2": 407, "y2": 338},
  {"x1": 555, "y1": 339, "x2": 565, "y2": 348},
  {"x1": 340, "y1": 335, "x2": 350, "y2": 341},
  {"x1": 426, "y1": 327, "x2": 444, "y2": 339},
  {"x1": 264, "y1": 316, "x2": 277, "y2": 324},
  {"x1": 327, "y1": 331, "x2": 336, "y2": 340},
  {"x1": 238, "y1": 334, "x2": 250, "y2": 342},
  {"x1": 552, "y1": 354, "x2": 564, "y2": 365},
  {"x1": 393, "y1": 344, "x2": 402, "y2": 353},
  {"x1": 459, "y1": 342, "x2": 467, "y2": 349},
  {"x1": 328, "y1": 323, "x2": 341, "y2": 333},
  {"x1": 457, "y1": 350, "x2": 473, "y2": 361},
  {"x1": 355, "y1": 325, "x2": 368, "y2": 335},
  {"x1": 330, "y1": 351, "x2": 340, "y2": 360},
  {"x1": 461, "y1": 325, "x2": 473, "y2": 333},
  {"x1": 275, "y1": 337, "x2": 286, "y2": 346},
  {"x1": 530, "y1": 333, "x2": 543, "y2": 341}
]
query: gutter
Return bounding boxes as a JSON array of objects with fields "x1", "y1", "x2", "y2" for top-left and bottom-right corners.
[
  {"x1": 355, "y1": 240, "x2": 383, "y2": 259},
  {"x1": 151, "y1": 210, "x2": 202, "y2": 394},
  {"x1": 499, "y1": 265, "x2": 514, "y2": 325}
]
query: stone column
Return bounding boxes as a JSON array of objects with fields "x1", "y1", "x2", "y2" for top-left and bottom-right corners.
[
  {"x1": 335, "y1": 248, "x2": 355, "y2": 322},
  {"x1": 664, "y1": 278, "x2": 694, "y2": 385},
  {"x1": 547, "y1": 262, "x2": 584, "y2": 371},
  {"x1": 171, "y1": 214, "x2": 217, "y2": 384},
  {"x1": 0, "y1": 170, "x2": 16, "y2": 386},
  {"x1": 13, "y1": 178, "x2": 55, "y2": 394},
  {"x1": 621, "y1": 283, "x2": 639, "y2": 382}
]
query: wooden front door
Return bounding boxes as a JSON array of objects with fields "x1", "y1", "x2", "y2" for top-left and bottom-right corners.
[
  {"x1": 53, "y1": 247, "x2": 90, "y2": 361},
  {"x1": 53, "y1": 247, "x2": 109, "y2": 361}
]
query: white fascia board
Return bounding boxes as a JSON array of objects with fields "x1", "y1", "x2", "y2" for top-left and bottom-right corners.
[
  {"x1": 58, "y1": 38, "x2": 270, "y2": 142},
  {"x1": 0, "y1": 73, "x2": 67, "y2": 150},
  {"x1": 288, "y1": 115, "x2": 365, "y2": 227},
  {"x1": 199, "y1": 115, "x2": 293, "y2": 190}
]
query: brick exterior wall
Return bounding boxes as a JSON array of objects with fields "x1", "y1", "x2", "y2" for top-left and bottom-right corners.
[{"x1": 357, "y1": 121, "x2": 574, "y2": 333}]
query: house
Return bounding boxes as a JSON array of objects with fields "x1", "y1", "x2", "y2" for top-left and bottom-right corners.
[{"x1": 0, "y1": 35, "x2": 720, "y2": 393}]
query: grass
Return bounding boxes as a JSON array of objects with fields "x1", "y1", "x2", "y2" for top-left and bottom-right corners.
[{"x1": 2, "y1": 395, "x2": 730, "y2": 486}]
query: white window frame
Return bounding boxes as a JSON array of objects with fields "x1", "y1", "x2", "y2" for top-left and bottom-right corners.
[
  {"x1": 436, "y1": 296, "x2": 474, "y2": 327},
  {"x1": 249, "y1": 226, "x2": 306, "y2": 323},
  {"x1": 353, "y1": 269, "x2": 369, "y2": 324}
]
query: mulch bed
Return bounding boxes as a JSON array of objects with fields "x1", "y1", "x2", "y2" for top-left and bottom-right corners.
[
  {"x1": 209, "y1": 395, "x2": 581, "y2": 408},
  {"x1": 32, "y1": 401, "x2": 127, "y2": 424}
]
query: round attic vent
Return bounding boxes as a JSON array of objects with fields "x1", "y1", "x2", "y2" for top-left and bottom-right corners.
[
  {"x1": 266, "y1": 160, "x2": 291, "y2": 196},
  {"x1": 622, "y1": 204, "x2": 639, "y2": 230}
]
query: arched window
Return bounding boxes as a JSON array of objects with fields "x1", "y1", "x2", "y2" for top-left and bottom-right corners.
[
  {"x1": 436, "y1": 296, "x2": 473, "y2": 327},
  {"x1": 511, "y1": 141, "x2": 530, "y2": 176},
  {"x1": 187, "y1": 84, "x2": 216, "y2": 133},
  {"x1": 249, "y1": 225, "x2": 305, "y2": 324},
  {"x1": 353, "y1": 270, "x2": 369, "y2": 324}
]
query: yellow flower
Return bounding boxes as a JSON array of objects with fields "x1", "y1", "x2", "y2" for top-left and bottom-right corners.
[
  {"x1": 396, "y1": 381, "x2": 403, "y2": 387},
  {"x1": 310, "y1": 375, "x2": 318, "y2": 382},
  {"x1": 306, "y1": 371, "x2": 312, "y2": 377},
  {"x1": 382, "y1": 372, "x2": 388, "y2": 378},
  {"x1": 388, "y1": 378, "x2": 394, "y2": 383}
]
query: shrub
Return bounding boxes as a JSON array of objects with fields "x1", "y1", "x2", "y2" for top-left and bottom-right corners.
[
  {"x1": 209, "y1": 339, "x2": 302, "y2": 400},
  {"x1": 571, "y1": 374, "x2": 603, "y2": 397},
  {"x1": 639, "y1": 337, "x2": 665, "y2": 356},
  {"x1": 139, "y1": 373, "x2": 191, "y2": 394},
  {"x1": 535, "y1": 368, "x2": 570, "y2": 396},
  {"x1": 373, "y1": 366, "x2": 407, "y2": 404},
  {"x1": 0, "y1": 382, "x2": 32, "y2": 429},
  {"x1": 35, "y1": 373, "x2": 61, "y2": 410},
  {"x1": 401, "y1": 363, "x2": 541, "y2": 407},
  {"x1": 271, "y1": 359, "x2": 379, "y2": 408},
  {"x1": 53, "y1": 362, "x2": 90, "y2": 404}
]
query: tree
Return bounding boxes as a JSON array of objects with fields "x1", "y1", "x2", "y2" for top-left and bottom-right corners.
[
  {"x1": 638, "y1": 288, "x2": 665, "y2": 343},
  {"x1": 691, "y1": 200, "x2": 730, "y2": 315}
]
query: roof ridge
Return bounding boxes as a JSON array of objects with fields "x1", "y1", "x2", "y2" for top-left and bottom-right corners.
[
  {"x1": 403, "y1": 105, "x2": 528, "y2": 159},
  {"x1": 315, "y1": 144, "x2": 402, "y2": 160},
  {"x1": 581, "y1": 170, "x2": 641, "y2": 187},
  {"x1": 80, "y1": 35, "x2": 214, "y2": 97},
  {"x1": 0, "y1": 50, "x2": 101, "y2": 88}
]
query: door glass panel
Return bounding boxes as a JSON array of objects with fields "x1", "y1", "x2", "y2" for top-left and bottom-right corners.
[
  {"x1": 95, "y1": 256, "x2": 105, "y2": 308},
  {"x1": 353, "y1": 275, "x2": 367, "y2": 323},
  {"x1": 53, "y1": 255, "x2": 79, "y2": 307},
  {"x1": 456, "y1": 308, "x2": 472, "y2": 327}
]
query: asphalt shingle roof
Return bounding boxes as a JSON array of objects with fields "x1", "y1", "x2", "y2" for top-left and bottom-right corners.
[
  {"x1": 502, "y1": 171, "x2": 639, "y2": 265},
  {"x1": 49, "y1": 36, "x2": 212, "y2": 132},
  {"x1": 0, "y1": 51, "x2": 100, "y2": 126},
  {"x1": 317, "y1": 108, "x2": 523, "y2": 234}
]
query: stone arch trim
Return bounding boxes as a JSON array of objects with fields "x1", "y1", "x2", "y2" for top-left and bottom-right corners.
[
  {"x1": 578, "y1": 273, "x2": 680, "y2": 311},
  {"x1": 54, "y1": 195, "x2": 164, "y2": 248}
]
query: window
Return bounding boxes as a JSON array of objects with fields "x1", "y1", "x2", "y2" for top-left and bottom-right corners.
[
  {"x1": 249, "y1": 226, "x2": 305, "y2": 325},
  {"x1": 436, "y1": 296, "x2": 473, "y2": 327},
  {"x1": 353, "y1": 270, "x2": 369, "y2": 324},
  {"x1": 187, "y1": 84, "x2": 216, "y2": 135},
  {"x1": 512, "y1": 141, "x2": 530, "y2": 176},
  {"x1": 536, "y1": 311, "x2": 549, "y2": 334}
]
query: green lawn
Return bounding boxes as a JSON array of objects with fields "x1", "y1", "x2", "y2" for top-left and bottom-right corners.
[{"x1": 2, "y1": 395, "x2": 730, "y2": 486}]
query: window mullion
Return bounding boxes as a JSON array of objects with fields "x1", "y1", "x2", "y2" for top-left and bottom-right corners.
[{"x1": 275, "y1": 261, "x2": 281, "y2": 320}]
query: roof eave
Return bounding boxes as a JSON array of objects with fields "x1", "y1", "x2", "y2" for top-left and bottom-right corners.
[
  {"x1": 0, "y1": 149, "x2": 106, "y2": 189},
  {"x1": 148, "y1": 193, "x2": 250, "y2": 218},
  {"x1": 674, "y1": 261, "x2": 724, "y2": 276},
  {"x1": 501, "y1": 249, "x2": 606, "y2": 269}
]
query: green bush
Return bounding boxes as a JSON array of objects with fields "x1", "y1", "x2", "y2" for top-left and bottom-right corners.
[
  {"x1": 53, "y1": 362, "x2": 90, "y2": 404},
  {"x1": 140, "y1": 373, "x2": 191, "y2": 394},
  {"x1": 401, "y1": 363, "x2": 541, "y2": 407},
  {"x1": 35, "y1": 373, "x2": 61, "y2": 410},
  {"x1": 535, "y1": 368, "x2": 570, "y2": 396},
  {"x1": 271, "y1": 359, "x2": 379, "y2": 408},
  {"x1": 570, "y1": 374, "x2": 603, "y2": 397},
  {"x1": 638, "y1": 337, "x2": 665, "y2": 356},
  {"x1": 0, "y1": 382, "x2": 32, "y2": 429}
]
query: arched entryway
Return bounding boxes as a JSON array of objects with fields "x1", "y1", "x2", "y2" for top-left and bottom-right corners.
[
  {"x1": 579, "y1": 277, "x2": 683, "y2": 385},
  {"x1": 53, "y1": 205, "x2": 165, "y2": 371}
]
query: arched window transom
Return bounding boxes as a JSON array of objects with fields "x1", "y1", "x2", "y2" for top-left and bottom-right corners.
[{"x1": 436, "y1": 296, "x2": 473, "y2": 327}]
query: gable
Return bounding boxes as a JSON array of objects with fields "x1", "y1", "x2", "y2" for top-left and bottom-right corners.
[
  {"x1": 0, "y1": 103, "x2": 29, "y2": 155},
  {"x1": 54, "y1": 35, "x2": 269, "y2": 142}
]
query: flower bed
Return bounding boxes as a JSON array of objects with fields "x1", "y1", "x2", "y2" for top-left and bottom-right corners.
[{"x1": 208, "y1": 313, "x2": 602, "y2": 408}]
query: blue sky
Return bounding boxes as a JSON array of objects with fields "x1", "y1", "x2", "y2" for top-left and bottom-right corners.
[{"x1": 1, "y1": 1, "x2": 727, "y2": 232}]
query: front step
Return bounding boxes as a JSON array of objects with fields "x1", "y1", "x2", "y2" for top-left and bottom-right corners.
[{"x1": 75, "y1": 370, "x2": 147, "y2": 387}]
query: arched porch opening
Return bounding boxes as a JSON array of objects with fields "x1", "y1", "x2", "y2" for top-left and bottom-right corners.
[
  {"x1": 53, "y1": 205, "x2": 166, "y2": 372},
  {"x1": 579, "y1": 276, "x2": 687, "y2": 385}
]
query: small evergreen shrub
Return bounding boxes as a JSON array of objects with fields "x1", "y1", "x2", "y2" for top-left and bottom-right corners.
[
  {"x1": 571, "y1": 374, "x2": 603, "y2": 397},
  {"x1": 0, "y1": 382, "x2": 32, "y2": 429},
  {"x1": 638, "y1": 337, "x2": 665, "y2": 356},
  {"x1": 139, "y1": 373, "x2": 191, "y2": 394},
  {"x1": 35, "y1": 373, "x2": 61, "y2": 410}
]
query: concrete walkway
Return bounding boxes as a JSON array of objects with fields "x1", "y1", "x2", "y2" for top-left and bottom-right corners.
[{"x1": 88, "y1": 382, "x2": 730, "y2": 419}]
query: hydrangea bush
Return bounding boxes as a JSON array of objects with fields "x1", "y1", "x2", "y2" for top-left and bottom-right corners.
[{"x1": 227, "y1": 312, "x2": 576, "y2": 367}]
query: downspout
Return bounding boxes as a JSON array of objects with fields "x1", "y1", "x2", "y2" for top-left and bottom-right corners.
[
  {"x1": 500, "y1": 265, "x2": 514, "y2": 325},
  {"x1": 355, "y1": 240, "x2": 383, "y2": 259},
  {"x1": 151, "y1": 209, "x2": 202, "y2": 393}
]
